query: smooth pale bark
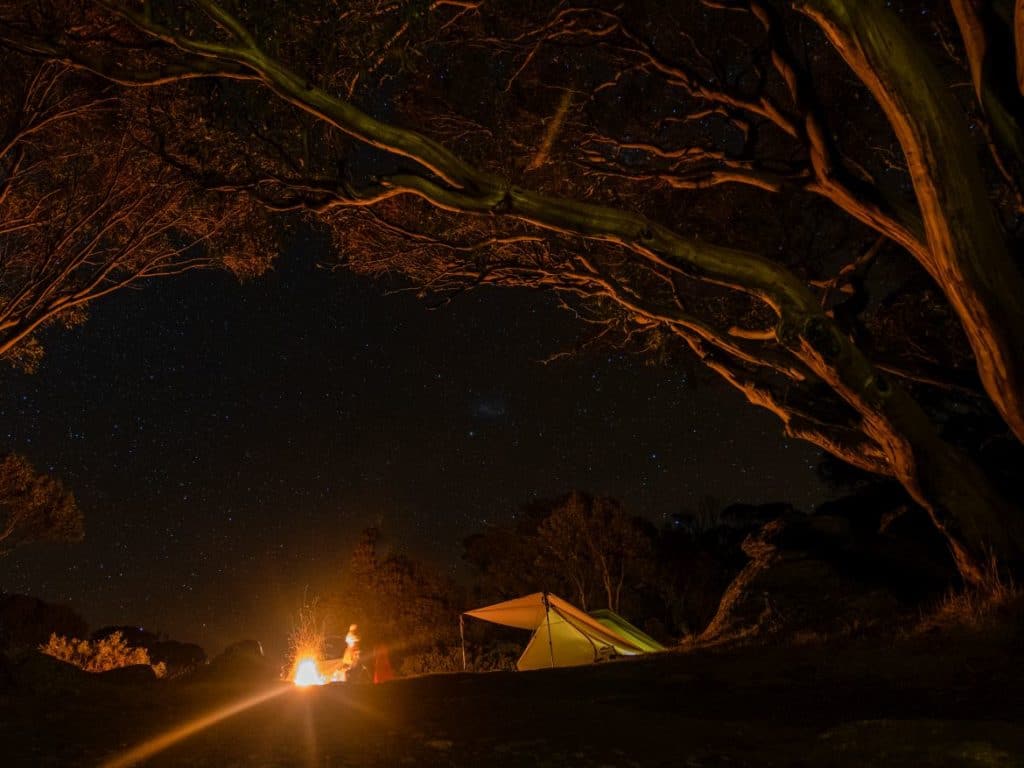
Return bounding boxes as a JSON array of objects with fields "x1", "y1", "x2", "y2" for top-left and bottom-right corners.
[
  {"x1": 95, "y1": 1, "x2": 1023, "y2": 581},
  {"x1": 797, "y1": 0, "x2": 1024, "y2": 450},
  {"x1": 1017, "y1": 0, "x2": 1024, "y2": 96},
  {"x1": 950, "y1": 0, "x2": 1024, "y2": 163}
]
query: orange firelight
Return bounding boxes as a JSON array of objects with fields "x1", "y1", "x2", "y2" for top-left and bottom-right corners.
[{"x1": 292, "y1": 657, "x2": 326, "y2": 687}]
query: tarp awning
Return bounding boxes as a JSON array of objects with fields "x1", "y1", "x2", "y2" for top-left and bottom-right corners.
[
  {"x1": 463, "y1": 592, "x2": 552, "y2": 630},
  {"x1": 463, "y1": 592, "x2": 660, "y2": 670}
]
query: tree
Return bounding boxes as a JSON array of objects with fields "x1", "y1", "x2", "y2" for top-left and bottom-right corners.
[
  {"x1": 3, "y1": 0, "x2": 1024, "y2": 581},
  {"x1": 0, "y1": 453, "x2": 82, "y2": 554},
  {"x1": 538, "y1": 491, "x2": 655, "y2": 613},
  {"x1": 465, "y1": 491, "x2": 656, "y2": 615},
  {"x1": 463, "y1": 523, "x2": 545, "y2": 602},
  {"x1": 332, "y1": 527, "x2": 461, "y2": 658},
  {"x1": 0, "y1": 56, "x2": 277, "y2": 370},
  {"x1": 536, "y1": 492, "x2": 595, "y2": 609}
]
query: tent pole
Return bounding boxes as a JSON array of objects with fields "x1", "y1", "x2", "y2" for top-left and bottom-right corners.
[
  {"x1": 542, "y1": 591, "x2": 555, "y2": 668},
  {"x1": 460, "y1": 614, "x2": 466, "y2": 671}
]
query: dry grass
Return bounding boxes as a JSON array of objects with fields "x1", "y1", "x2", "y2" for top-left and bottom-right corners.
[{"x1": 919, "y1": 555, "x2": 1021, "y2": 631}]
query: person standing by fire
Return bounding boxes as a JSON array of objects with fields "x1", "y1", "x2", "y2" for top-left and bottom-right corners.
[{"x1": 341, "y1": 623, "x2": 361, "y2": 680}]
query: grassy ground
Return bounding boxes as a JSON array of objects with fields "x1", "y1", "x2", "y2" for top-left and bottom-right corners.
[{"x1": 2, "y1": 623, "x2": 1022, "y2": 767}]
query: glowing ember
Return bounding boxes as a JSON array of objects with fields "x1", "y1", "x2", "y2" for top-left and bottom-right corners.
[{"x1": 292, "y1": 657, "x2": 326, "y2": 687}]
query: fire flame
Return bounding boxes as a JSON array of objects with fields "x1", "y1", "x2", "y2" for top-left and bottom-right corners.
[{"x1": 292, "y1": 657, "x2": 326, "y2": 687}]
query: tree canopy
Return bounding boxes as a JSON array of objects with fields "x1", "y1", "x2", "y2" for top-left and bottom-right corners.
[
  {"x1": 466, "y1": 491, "x2": 657, "y2": 614},
  {"x1": 0, "y1": 452, "x2": 83, "y2": 554},
  {"x1": 1, "y1": 0, "x2": 1023, "y2": 581},
  {"x1": 0, "y1": 56, "x2": 276, "y2": 368},
  {"x1": 326, "y1": 527, "x2": 463, "y2": 671}
]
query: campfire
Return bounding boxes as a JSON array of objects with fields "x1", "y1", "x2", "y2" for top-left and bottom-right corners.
[
  {"x1": 286, "y1": 599, "x2": 358, "y2": 686},
  {"x1": 290, "y1": 653, "x2": 348, "y2": 686},
  {"x1": 292, "y1": 657, "x2": 326, "y2": 687}
]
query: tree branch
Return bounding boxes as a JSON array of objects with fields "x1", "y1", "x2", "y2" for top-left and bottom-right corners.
[{"x1": 798, "y1": 0, "x2": 1024, "y2": 448}]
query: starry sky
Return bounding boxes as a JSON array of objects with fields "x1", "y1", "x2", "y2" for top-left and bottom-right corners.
[{"x1": 0, "y1": 247, "x2": 830, "y2": 655}]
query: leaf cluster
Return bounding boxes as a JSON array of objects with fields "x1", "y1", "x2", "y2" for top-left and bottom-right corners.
[{"x1": 0, "y1": 453, "x2": 83, "y2": 554}]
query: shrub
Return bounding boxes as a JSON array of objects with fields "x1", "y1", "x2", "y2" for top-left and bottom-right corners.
[
  {"x1": 399, "y1": 646, "x2": 463, "y2": 676},
  {"x1": 40, "y1": 631, "x2": 165, "y2": 677},
  {"x1": 399, "y1": 643, "x2": 520, "y2": 676},
  {"x1": 921, "y1": 555, "x2": 1021, "y2": 630}
]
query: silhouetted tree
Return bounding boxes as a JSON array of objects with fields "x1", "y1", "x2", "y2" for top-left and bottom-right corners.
[
  {"x1": 537, "y1": 492, "x2": 596, "y2": 609},
  {"x1": 463, "y1": 524, "x2": 544, "y2": 602},
  {"x1": 332, "y1": 528, "x2": 461, "y2": 661},
  {"x1": 464, "y1": 491, "x2": 657, "y2": 618},
  {"x1": 538, "y1": 491, "x2": 655, "y2": 612}
]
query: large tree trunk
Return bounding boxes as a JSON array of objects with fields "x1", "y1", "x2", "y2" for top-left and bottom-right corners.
[
  {"x1": 1017, "y1": 0, "x2": 1024, "y2": 97},
  {"x1": 862, "y1": 378, "x2": 1024, "y2": 581},
  {"x1": 797, "y1": 0, "x2": 1024, "y2": 448}
]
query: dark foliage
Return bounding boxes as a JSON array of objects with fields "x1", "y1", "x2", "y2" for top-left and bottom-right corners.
[
  {"x1": 91, "y1": 625, "x2": 207, "y2": 678},
  {"x1": 324, "y1": 527, "x2": 464, "y2": 673},
  {"x1": 0, "y1": 592, "x2": 88, "y2": 650},
  {"x1": 0, "y1": 454, "x2": 82, "y2": 554}
]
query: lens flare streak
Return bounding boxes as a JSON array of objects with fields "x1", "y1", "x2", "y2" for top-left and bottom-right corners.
[{"x1": 100, "y1": 684, "x2": 292, "y2": 768}]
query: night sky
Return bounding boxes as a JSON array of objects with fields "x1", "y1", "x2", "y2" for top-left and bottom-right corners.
[{"x1": 0, "y1": 246, "x2": 829, "y2": 655}]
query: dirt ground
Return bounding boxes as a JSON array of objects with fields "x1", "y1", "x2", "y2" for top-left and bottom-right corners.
[{"x1": 2, "y1": 627, "x2": 1022, "y2": 767}]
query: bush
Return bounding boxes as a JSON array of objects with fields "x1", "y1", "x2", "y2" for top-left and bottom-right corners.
[
  {"x1": 88, "y1": 627, "x2": 206, "y2": 679},
  {"x1": 399, "y1": 646, "x2": 463, "y2": 676},
  {"x1": 399, "y1": 643, "x2": 520, "y2": 676},
  {"x1": 39, "y1": 631, "x2": 166, "y2": 677}
]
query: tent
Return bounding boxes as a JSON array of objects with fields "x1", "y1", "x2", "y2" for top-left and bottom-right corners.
[
  {"x1": 462, "y1": 592, "x2": 665, "y2": 671},
  {"x1": 589, "y1": 609, "x2": 665, "y2": 653}
]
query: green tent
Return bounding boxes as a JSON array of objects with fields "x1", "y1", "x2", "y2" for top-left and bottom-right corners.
[{"x1": 589, "y1": 609, "x2": 666, "y2": 653}]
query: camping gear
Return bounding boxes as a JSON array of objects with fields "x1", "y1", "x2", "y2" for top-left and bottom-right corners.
[
  {"x1": 462, "y1": 592, "x2": 665, "y2": 671},
  {"x1": 372, "y1": 645, "x2": 394, "y2": 684}
]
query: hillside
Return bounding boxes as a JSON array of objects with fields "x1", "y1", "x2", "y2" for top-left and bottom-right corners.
[{"x1": 2, "y1": 620, "x2": 1022, "y2": 767}]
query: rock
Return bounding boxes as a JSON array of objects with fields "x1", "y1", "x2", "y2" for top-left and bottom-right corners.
[
  {"x1": 150, "y1": 640, "x2": 207, "y2": 678},
  {"x1": 719, "y1": 502, "x2": 796, "y2": 530},
  {"x1": 700, "y1": 506, "x2": 956, "y2": 644},
  {"x1": 96, "y1": 663, "x2": 157, "y2": 685},
  {"x1": 220, "y1": 639, "x2": 264, "y2": 659},
  {"x1": 90, "y1": 628, "x2": 207, "y2": 679},
  {"x1": 201, "y1": 639, "x2": 279, "y2": 683},
  {"x1": 7, "y1": 650, "x2": 89, "y2": 693},
  {"x1": 874, "y1": 505, "x2": 960, "y2": 601}
]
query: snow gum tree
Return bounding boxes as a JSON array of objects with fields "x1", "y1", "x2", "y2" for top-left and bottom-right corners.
[{"x1": 2, "y1": 0, "x2": 1023, "y2": 582}]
